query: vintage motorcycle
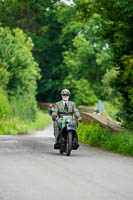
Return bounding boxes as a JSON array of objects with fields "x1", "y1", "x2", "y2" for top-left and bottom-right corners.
[{"x1": 54, "y1": 116, "x2": 79, "y2": 156}]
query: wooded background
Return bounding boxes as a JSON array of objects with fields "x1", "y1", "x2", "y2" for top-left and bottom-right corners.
[{"x1": 0, "y1": 0, "x2": 133, "y2": 129}]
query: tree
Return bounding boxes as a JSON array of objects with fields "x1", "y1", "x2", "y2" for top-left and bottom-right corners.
[
  {"x1": 63, "y1": 14, "x2": 112, "y2": 102},
  {"x1": 74, "y1": 0, "x2": 133, "y2": 128},
  {"x1": 64, "y1": 79, "x2": 98, "y2": 105},
  {"x1": 0, "y1": 86, "x2": 10, "y2": 120},
  {"x1": 0, "y1": 0, "x2": 65, "y2": 102},
  {"x1": 0, "y1": 26, "x2": 40, "y2": 120},
  {"x1": 101, "y1": 68, "x2": 119, "y2": 102}
]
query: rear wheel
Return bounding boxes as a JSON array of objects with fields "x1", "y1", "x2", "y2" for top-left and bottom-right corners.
[{"x1": 66, "y1": 131, "x2": 72, "y2": 156}]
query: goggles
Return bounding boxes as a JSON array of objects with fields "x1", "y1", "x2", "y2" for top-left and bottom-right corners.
[{"x1": 62, "y1": 94, "x2": 69, "y2": 96}]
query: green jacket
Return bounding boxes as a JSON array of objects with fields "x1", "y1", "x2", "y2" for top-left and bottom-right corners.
[{"x1": 53, "y1": 100, "x2": 79, "y2": 118}]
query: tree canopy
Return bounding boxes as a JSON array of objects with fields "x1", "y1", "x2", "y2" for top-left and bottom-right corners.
[
  {"x1": 74, "y1": 0, "x2": 133, "y2": 127},
  {"x1": 0, "y1": 26, "x2": 40, "y2": 120},
  {"x1": 0, "y1": 0, "x2": 133, "y2": 128}
]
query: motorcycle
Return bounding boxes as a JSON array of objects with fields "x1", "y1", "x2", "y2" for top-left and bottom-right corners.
[{"x1": 55, "y1": 116, "x2": 79, "y2": 156}]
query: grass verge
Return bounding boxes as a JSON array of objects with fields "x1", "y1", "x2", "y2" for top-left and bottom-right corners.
[
  {"x1": 77, "y1": 122, "x2": 133, "y2": 156},
  {"x1": 0, "y1": 110, "x2": 51, "y2": 135}
]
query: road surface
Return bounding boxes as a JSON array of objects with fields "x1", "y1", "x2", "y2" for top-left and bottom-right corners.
[{"x1": 0, "y1": 124, "x2": 133, "y2": 200}]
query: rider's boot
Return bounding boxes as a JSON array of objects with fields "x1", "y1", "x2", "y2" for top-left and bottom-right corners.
[
  {"x1": 54, "y1": 129, "x2": 60, "y2": 149},
  {"x1": 72, "y1": 138, "x2": 80, "y2": 150},
  {"x1": 54, "y1": 142, "x2": 60, "y2": 149}
]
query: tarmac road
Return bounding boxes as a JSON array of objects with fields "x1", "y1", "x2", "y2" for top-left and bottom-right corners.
[{"x1": 0, "y1": 124, "x2": 133, "y2": 200}]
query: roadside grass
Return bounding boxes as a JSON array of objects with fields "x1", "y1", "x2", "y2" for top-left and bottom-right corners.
[
  {"x1": 0, "y1": 110, "x2": 51, "y2": 135},
  {"x1": 77, "y1": 122, "x2": 133, "y2": 156}
]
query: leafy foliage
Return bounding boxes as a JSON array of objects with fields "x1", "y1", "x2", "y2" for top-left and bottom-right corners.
[
  {"x1": 0, "y1": 0, "x2": 132, "y2": 128},
  {"x1": 77, "y1": 122, "x2": 133, "y2": 156},
  {"x1": 0, "y1": 1, "x2": 113, "y2": 104},
  {"x1": 0, "y1": 26, "x2": 40, "y2": 121},
  {"x1": 64, "y1": 79, "x2": 98, "y2": 105},
  {"x1": 0, "y1": 27, "x2": 39, "y2": 97},
  {"x1": 74, "y1": 0, "x2": 133, "y2": 128},
  {"x1": 10, "y1": 96, "x2": 38, "y2": 121},
  {"x1": 0, "y1": 87, "x2": 11, "y2": 120},
  {"x1": 102, "y1": 101, "x2": 119, "y2": 120},
  {"x1": 101, "y1": 68, "x2": 119, "y2": 101},
  {"x1": 0, "y1": 111, "x2": 51, "y2": 135},
  {"x1": 63, "y1": 14, "x2": 112, "y2": 101},
  {"x1": 0, "y1": 0, "x2": 64, "y2": 102}
]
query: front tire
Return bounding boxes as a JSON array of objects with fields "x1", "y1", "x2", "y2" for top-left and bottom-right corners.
[{"x1": 66, "y1": 131, "x2": 72, "y2": 156}]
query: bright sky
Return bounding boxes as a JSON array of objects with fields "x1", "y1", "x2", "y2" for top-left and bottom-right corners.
[{"x1": 62, "y1": 0, "x2": 74, "y2": 5}]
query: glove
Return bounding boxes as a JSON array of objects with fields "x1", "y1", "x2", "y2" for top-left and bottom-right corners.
[
  {"x1": 78, "y1": 116, "x2": 82, "y2": 122},
  {"x1": 52, "y1": 113, "x2": 57, "y2": 121}
]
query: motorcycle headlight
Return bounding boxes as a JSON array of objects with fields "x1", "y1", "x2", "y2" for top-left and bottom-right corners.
[{"x1": 66, "y1": 117, "x2": 71, "y2": 123}]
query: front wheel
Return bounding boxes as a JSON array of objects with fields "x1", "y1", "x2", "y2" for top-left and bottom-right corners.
[{"x1": 66, "y1": 131, "x2": 72, "y2": 156}]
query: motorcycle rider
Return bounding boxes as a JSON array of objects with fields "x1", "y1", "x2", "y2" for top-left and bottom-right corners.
[{"x1": 52, "y1": 89, "x2": 82, "y2": 149}]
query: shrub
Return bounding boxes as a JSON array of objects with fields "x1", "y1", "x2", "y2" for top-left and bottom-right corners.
[
  {"x1": 102, "y1": 101, "x2": 119, "y2": 120},
  {"x1": 0, "y1": 26, "x2": 40, "y2": 121},
  {"x1": 77, "y1": 122, "x2": 106, "y2": 145},
  {"x1": 0, "y1": 110, "x2": 51, "y2": 135},
  {"x1": 102, "y1": 133, "x2": 133, "y2": 156},
  {"x1": 77, "y1": 122, "x2": 133, "y2": 156},
  {"x1": 0, "y1": 87, "x2": 11, "y2": 120},
  {"x1": 10, "y1": 96, "x2": 38, "y2": 121}
]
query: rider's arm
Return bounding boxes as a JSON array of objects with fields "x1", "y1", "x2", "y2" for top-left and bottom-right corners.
[
  {"x1": 73, "y1": 102, "x2": 80, "y2": 117},
  {"x1": 73, "y1": 102, "x2": 82, "y2": 122}
]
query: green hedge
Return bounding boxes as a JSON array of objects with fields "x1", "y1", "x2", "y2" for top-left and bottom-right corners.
[
  {"x1": 10, "y1": 96, "x2": 38, "y2": 121},
  {"x1": 0, "y1": 110, "x2": 51, "y2": 135},
  {"x1": 0, "y1": 87, "x2": 11, "y2": 120},
  {"x1": 77, "y1": 122, "x2": 133, "y2": 156}
]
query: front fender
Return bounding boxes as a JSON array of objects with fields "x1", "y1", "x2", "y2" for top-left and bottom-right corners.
[{"x1": 66, "y1": 124, "x2": 76, "y2": 132}]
